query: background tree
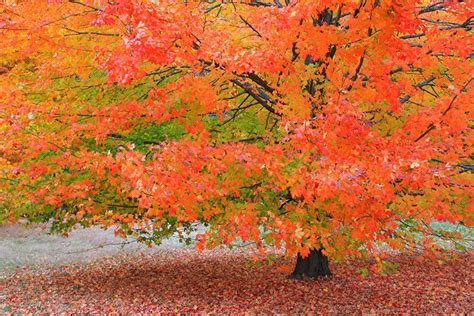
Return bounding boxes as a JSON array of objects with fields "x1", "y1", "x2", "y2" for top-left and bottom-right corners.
[{"x1": 1, "y1": 0, "x2": 472, "y2": 278}]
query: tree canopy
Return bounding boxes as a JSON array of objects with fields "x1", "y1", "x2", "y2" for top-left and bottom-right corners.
[{"x1": 0, "y1": 0, "x2": 472, "y2": 263}]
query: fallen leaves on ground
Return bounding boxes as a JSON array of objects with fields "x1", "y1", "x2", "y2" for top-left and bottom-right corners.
[{"x1": 0, "y1": 250, "x2": 472, "y2": 314}]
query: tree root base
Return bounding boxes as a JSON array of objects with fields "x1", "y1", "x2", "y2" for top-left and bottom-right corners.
[{"x1": 289, "y1": 249, "x2": 332, "y2": 280}]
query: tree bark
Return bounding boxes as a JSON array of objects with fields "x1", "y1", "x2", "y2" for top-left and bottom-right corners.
[{"x1": 289, "y1": 249, "x2": 332, "y2": 280}]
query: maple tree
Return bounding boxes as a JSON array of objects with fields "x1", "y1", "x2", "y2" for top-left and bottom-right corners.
[{"x1": 0, "y1": 0, "x2": 472, "y2": 279}]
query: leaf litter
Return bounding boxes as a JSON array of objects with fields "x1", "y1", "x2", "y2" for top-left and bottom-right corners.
[{"x1": 0, "y1": 249, "x2": 472, "y2": 314}]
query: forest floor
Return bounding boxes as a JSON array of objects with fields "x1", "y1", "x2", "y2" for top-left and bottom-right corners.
[{"x1": 0, "y1": 224, "x2": 473, "y2": 314}]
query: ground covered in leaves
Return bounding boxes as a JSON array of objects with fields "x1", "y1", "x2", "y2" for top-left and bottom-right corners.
[{"x1": 1, "y1": 248, "x2": 472, "y2": 314}]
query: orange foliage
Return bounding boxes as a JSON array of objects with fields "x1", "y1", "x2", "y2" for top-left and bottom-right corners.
[{"x1": 0, "y1": 0, "x2": 472, "y2": 258}]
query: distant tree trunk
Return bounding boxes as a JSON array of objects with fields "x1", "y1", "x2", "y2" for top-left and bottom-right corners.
[{"x1": 289, "y1": 249, "x2": 332, "y2": 280}]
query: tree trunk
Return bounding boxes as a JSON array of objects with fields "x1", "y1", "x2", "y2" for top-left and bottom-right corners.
[{"x1": 289, "y1": 249, "x2": 332, "y2": 280}]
